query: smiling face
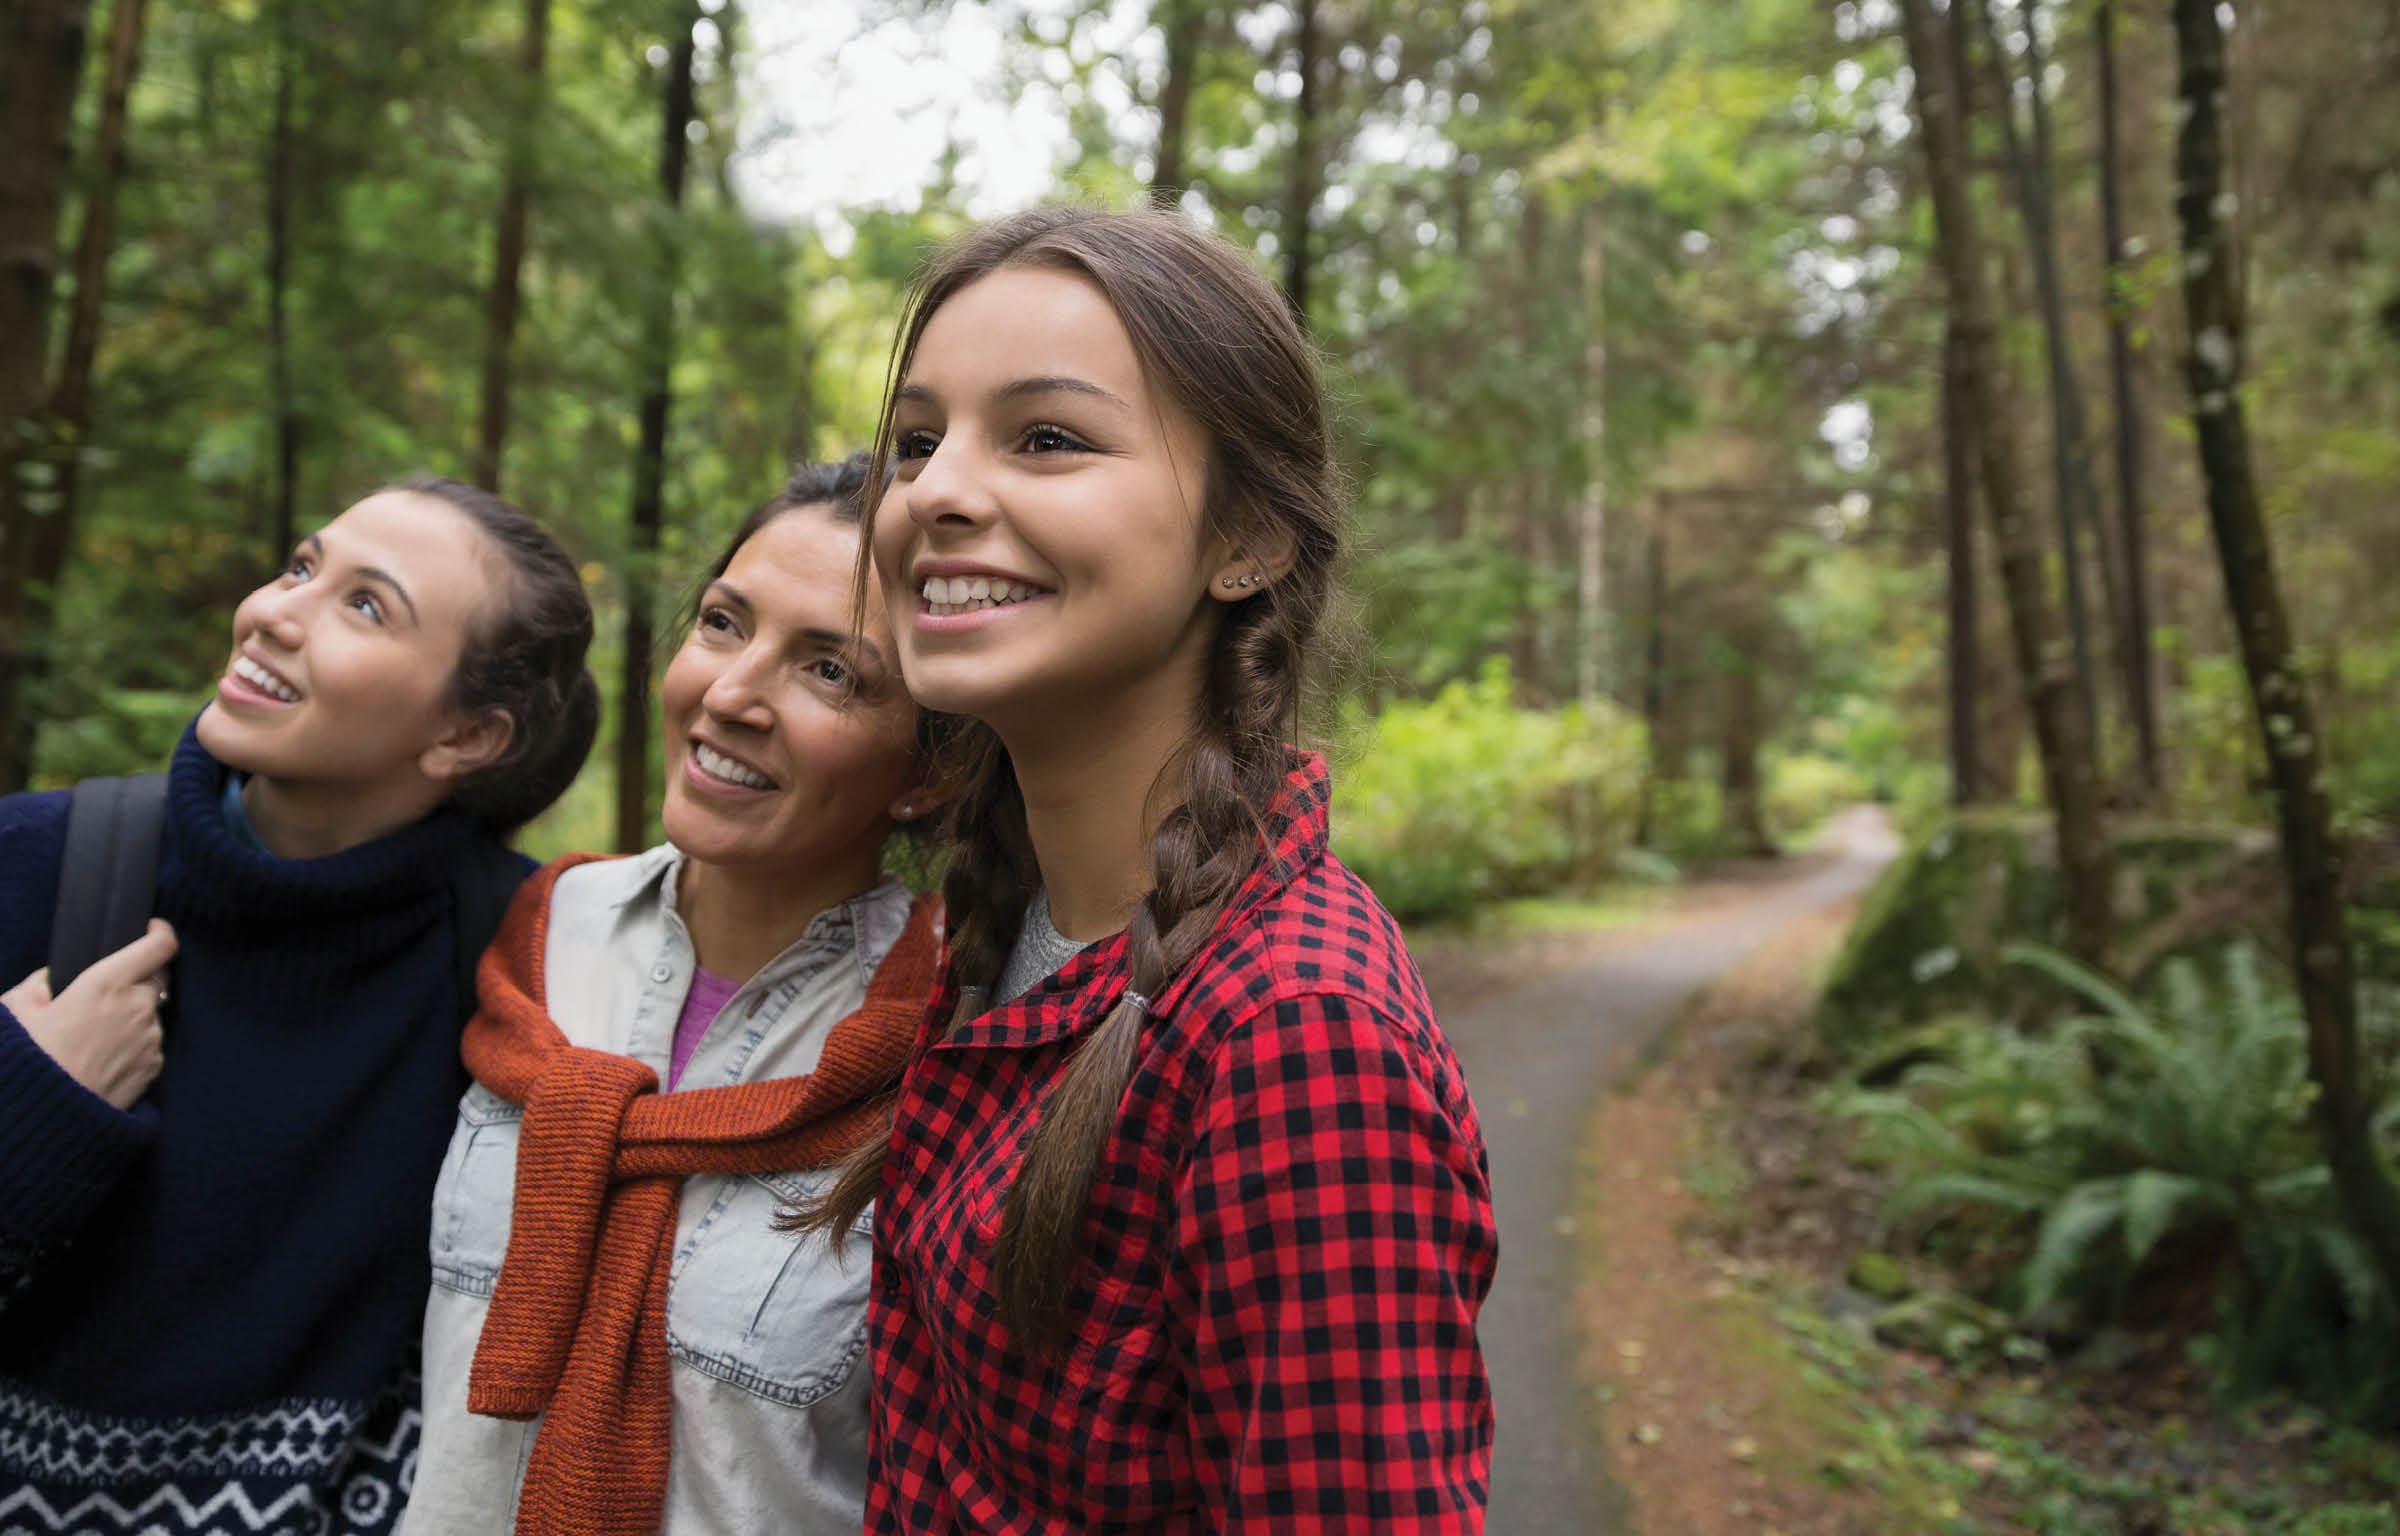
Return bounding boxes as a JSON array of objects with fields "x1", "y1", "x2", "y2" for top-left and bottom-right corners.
[
  {"x1": 658, "y1": 505, "x2": 920, "y2": 878},
  {"x1": 874, "y1": 265, "x2": 1242, "y2": 738},
  {"x1": 195, "y1": 489, "x2": 507, "y2": 799}
]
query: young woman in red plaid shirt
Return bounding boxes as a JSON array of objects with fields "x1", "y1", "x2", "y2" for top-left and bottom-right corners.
[{"x1": 798, "y1": 206, "x2": 1496, "y2": 1532}]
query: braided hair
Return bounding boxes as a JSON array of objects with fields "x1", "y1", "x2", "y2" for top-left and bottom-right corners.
[{"x1": 795, "y1": 209, "x2": 1342, "y2": 1353}]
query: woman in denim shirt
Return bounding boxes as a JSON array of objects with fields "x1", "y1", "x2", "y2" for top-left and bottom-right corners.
[{"x1": 405, "y1": 456, "x2": 939, "y2": 1536}]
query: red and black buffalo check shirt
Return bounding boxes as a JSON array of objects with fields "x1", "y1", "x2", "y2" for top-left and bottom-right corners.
[{"x1": 866, "y1": 755, "x2": 1496, "y2": 1533}]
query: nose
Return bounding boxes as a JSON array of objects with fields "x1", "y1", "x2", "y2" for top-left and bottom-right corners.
[
  {"x1": 904, "y1": 434, "x2": 998, "y2": 538},
  {"x1": 699, "y1": 641, "x2": 776, "y2": 733},
  {"x1": 242, "y1": 578, "x2": 309, "y2": 652}
]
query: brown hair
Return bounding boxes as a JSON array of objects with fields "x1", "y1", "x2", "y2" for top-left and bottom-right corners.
[
  {"x1": 789, "y1": 207, "x2": 1342, "y2": 1353},
  {"x1": 395, "y1": 475, "x2": 599, "y2": 835}
]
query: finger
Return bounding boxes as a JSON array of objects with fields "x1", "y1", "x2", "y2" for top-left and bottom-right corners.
[{"x1": 84, "y1": 920, "x2": 179, "y2": 989}]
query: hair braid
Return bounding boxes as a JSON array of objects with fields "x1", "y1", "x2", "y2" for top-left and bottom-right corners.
[
  {"x1": 992, "y1": 587, "x2": 1305, "y2": 1349},
  {"x1": 793, "y1": 207, "x2": 1346, "y2": 1346}
]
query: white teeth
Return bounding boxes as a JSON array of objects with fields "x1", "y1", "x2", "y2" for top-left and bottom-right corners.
[
  {"x1": 233, "y1": 656, "x2": 300, "y2": 702},
  {"x1": 694, "y1": 742, "x2": 774, "y2": 790},
  {"x1": 919, "y1": 575, "x2": 1042, "y2": 616}
]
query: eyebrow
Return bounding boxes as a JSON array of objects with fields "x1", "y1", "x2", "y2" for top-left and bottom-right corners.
[
  {"x1": 301, "y1": 534, "x2": 421, "y2": 624},
  {"x1": 709, "y1": 580, "x2": 886, "y2": 668},
  {"x1": 896, "y1": 375, "x2": 1133, "y2": 415}
]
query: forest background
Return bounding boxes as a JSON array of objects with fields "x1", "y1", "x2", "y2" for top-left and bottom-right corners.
[{"x1": 6, "y1": 0, "x2": 2400, "y2": 1527}]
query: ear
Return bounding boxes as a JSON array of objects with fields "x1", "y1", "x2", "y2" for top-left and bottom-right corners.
[
  {"x1": 419, "y1": 707, "x2": 515, "y2": 786},
  {"x1": 889, "y1": 764, "x2": 956, "y2": 826},
  {"x1": 1204, "y1": 525, "x2": 1299, "y2": 606}
]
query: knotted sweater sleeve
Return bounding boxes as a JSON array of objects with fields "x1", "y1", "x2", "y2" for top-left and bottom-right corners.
[{"x1": 0, "y1": 789, "x2": 157, "y2": 1302}]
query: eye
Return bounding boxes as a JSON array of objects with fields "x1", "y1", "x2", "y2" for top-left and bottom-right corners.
[
  {"x1": 283, "y1": 555, "x2": 314, "y2": 582},
  {"x1": 1021, "y1": 423, "x2": 1090, "y2": 454},
  {"x1": 696, "y1": 605, "x2": 739, "y2": 637},
  {"x1": 893, "y1": 429, "x2": 939, "y2": 463},
  {"x1": 347, "y1": 591, "x2": 385, "y2": 624},
  {"x1": 808, "y1": 657, "x2": 853, "y2": 687}
]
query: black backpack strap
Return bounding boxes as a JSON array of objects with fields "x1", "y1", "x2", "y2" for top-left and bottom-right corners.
[
  {"x1": 449, "y1": 838, "x2": 530, "y2": 1018},
  {"x1": 49, "y1": 773, "x2": 170, "y2": 995}
]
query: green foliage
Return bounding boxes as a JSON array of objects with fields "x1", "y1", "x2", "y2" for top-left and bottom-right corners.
[
  {"x1": 1764, "y1": 753, "x2": 1867, "y2": 843},
  {"x1": 1641, "y1": 776, "x2": 1728, "y2": 866},
  {"x1": 1331, "y1": 659, "x2": 1645, "y2": 918},
  {"x1": 1837, "y1": 944, "x2": 2400, "y2": 1420}
]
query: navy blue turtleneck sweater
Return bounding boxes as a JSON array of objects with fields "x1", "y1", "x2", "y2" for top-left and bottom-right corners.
[{"x1": 0, "y1": 726, "x2": 529, "y2": 1536}]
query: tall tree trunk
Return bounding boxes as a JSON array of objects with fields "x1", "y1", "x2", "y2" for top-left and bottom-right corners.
[
  {"x1": 1148, "y1": 0, "x2": 1199, "y2": 211},
  {"x1": 1574, "y1": 201, "x2": 1608, "y2": 705},
  {"x1": 474, "y1": 0, "x2": 552, "y2": 493},
  {"x1": 1634, "y1": 515, "x2": 1668, "y2": 849},
  {"x1": 1899, "y1": 0, "x2": 2111, "y2": 964},
  {"x1": 1277, "y1": 0, "x2": 1320, "y2": 326},
  {"x1": 0, "y1": 0, "x2": 95, "y2": 790},
  {"x1": 1511, "y1": 194, "x2": 1553, "y2": 702},
  {"x1": 1943, "y1": 315, "x2": 1983, "y2": 805},
  {"x1": 2169, "y1": 0, "x2": 2400, "y2": 1309},
  {"x1": 0, "y1": 0, "x2": 150, "y2": 784},
  {"x1": 1721, "y1": 645, "x2": 1774, "y2": 856},
  {"x1": 1966, "y1": 0, "x2": 2112, "y2": 768},
  {"x1": 266, "y1": 0, "x2": 299, "y2": 559},
  {"x1": 2096, "y1": 0, "x2": 2162, "y2": 796},
  {"x1": 614, "y1": 8, "x2": 697, "y2": 854}
]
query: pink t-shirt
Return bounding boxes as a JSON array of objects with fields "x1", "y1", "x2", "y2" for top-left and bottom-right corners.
[{"x1": 666, "y1": 967, "x2": 742, "y2": 1090}]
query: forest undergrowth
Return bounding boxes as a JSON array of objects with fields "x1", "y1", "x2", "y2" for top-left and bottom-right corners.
[{"x1": 1582, "y1": 899, "x2": 2400, "y2": 1536}]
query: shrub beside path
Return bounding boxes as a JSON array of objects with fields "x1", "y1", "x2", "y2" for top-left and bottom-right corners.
[{"x1": 1435, "y1": 809, "x2": 1901, "y2": 1533}]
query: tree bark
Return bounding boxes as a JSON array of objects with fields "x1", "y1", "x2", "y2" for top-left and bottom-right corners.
[
  {"x1": 2168, "y1": 0, "x2": 2400, "y2": 1308},
  {"x1": 1148, "y1": 0, "x2": 1200, "y2": 211},
  {"x1": 1966, "y1": 0, "x2": 2112, "y2": 767},
  {"x1": 1574, "y1": 201, "x2": 1608, "y2": 706},
  {"x1": 474, "y1": 0, "x2": 553, "y2": 493},
  {"x1": 1943, "y1": 315, "x2": 1982, "y2": 805},
  {"x1": 1899, "y1": 0, "x2": 2111, "y2": 964},
  {"x1": 0, "y1": 0, "x2": 150, "y2": 784},
  {"x1": 0, "y1": 0, "x2": 95, "y2": 790},
  {"x1": 1277, "y1": 0, "x2": 1320, "y2": 326},
  {"x1": 2096, "y1": 0, "x2": 2162, "y2": 796},
  {"x1": 1721, "y1": 645, "x2": 1775, "y2": 856},
  {"x1": 1634, "y1": 516, "x2": 1667, "y2": 849},
  {"x1": 614, "y1": 8, "x2": 698, "y2": 853},
  {"x1": 1511, "y1": 194, "x2": 1553, "y2": 702},
  {"x1": 266, "y1": 0, "x2": 299, "y2": 559}
]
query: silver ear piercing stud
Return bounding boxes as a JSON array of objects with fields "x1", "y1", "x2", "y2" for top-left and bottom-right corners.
[{"x1": 1221, "y1": 572, "x2": 1262, "y2": 590}]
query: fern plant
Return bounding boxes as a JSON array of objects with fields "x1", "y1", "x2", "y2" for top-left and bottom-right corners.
[{"x1": 1838, "y1": 944, "x2": 2384, "y2": 1322}]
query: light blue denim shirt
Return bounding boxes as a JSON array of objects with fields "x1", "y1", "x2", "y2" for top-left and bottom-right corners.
[{"x1": 400, "y1": 846, "x2": 913, "y2": 1536}]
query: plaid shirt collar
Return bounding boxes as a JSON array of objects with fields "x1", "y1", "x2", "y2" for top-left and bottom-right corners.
[{"x1": 934, "y1": 752, "x2": 1331, "y2": 1053}]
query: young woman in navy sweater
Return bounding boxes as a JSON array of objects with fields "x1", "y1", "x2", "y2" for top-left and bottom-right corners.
[{"x1": 0, "y1": 477, "x2": 597, "y2": 1536}]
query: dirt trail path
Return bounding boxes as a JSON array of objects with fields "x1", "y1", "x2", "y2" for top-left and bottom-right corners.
[{"x1": 1440, "y1": 809, "x2": 1901, "y2": 1533}]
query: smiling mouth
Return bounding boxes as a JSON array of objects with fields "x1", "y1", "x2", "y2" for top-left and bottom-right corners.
[
  {"x1": 231, "y1": 654, "x2": 303, "y2": 702},
  {"x1": 691, "y1": 740, "x2": 778, "y2": 791},
  {"x1": 918, "y1": 575, "x2": 1050, "y2": 617}
]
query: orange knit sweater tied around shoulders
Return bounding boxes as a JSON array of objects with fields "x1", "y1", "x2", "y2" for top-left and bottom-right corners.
[{"x1": 458, "y1": 854, "x2": 938, "y2": 1536}]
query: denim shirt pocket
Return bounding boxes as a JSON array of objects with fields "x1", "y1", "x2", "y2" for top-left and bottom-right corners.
[
  {"x1": 428, "y1": 1083, "x2": 524, "y2": 1298},
  {"x1": 664, "y1": 1167, "x2": 875, "y2": 1408}
]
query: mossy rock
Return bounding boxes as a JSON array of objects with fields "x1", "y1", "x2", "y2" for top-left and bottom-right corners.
[
  {"x1": 1816, "y1": 812, "x2": 2292, "y2": 1060},
  {"x1": 1847, "y1": 1249, "x2": 1913, "y2": 1301},
  {"x1": 1869, "y1": 1290, "x2": 2010, "y2": 1362},
  {"x1": 1817, "y1": 811, "x2": 2065, "y2": 1058}
]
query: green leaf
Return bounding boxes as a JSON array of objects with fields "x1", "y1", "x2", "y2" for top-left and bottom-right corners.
[
  {"x1": 2121, "y1": 1170, "x2": 2213, "y2": 1270},
  {"x1": 2022, "y1": 1180, "x2": 2128, "y2": 1315}
]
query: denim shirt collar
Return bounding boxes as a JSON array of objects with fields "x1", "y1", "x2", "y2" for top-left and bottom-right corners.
[{"x1": 602, "y1": 842, "x2": 913, "y2": 992}]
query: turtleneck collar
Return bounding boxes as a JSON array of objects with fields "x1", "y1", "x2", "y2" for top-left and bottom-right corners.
[{"x1": 157, "y1": 719, "x2": 489, "y2": 935}]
